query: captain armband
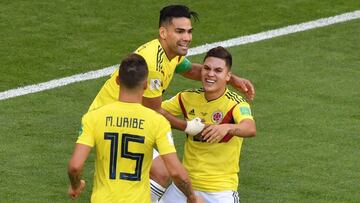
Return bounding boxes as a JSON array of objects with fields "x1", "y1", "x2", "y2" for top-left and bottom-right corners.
[{"x1": 175, "y1": 58, "x2": 192, "y2": 74}]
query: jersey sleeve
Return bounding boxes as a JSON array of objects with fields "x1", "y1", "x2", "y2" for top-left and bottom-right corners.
[
  {"x1": 143, "y1": 70, "x2": 163, "y2": 98},
  {"x1": 76, "y1": 113, "x2": 95, "y2": 147},
  {"x1": 232, "y1": 101, "x2": 254, "y2": 123},
  {"x1": 161, "y1": 93, "x2": 183, "y2": 116},
  {"x1": 155, "y1": 117, "x2": 176, "y2": 155},
  {"x1": 175, "y1": 57, "x2": 192, "y2": 74}
]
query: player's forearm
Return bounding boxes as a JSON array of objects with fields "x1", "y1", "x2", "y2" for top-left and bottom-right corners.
[
  {"x1": 181, "y1": 63, "x2": 203, "y2": 81},
  {"x1": 68, "y1": 166, "x2": 83, "y2": 189},
  {"x1": 228, "y1": 74, "x2": 255, "y2": 100},
  {"x1": 158, "y1": 108, "x2": 187, "y2": 130},
  {"x1": 162, "y1": 153, "x2": 197, "y2": 202},
  {"x1": 142, "y1": 97, "x2": 186, "y2": 129},
  {"x1": 172, "y1": 175, "x2": 197, "y2": 202},
  {"x1": 228, "y1": 73, "x2": 241, "y2": 86},
  {"x1": 226, "y1": 120, "x2": 256, "y2": 137}
]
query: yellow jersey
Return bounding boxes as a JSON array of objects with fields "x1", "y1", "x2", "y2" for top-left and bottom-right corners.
[
  {"x1": 88, "y1": 39, "x2": 191, "y2": 111},
  {"x1": 162, "y1": 88, "x2": 254, "y2": 192},
  {"x1": 77, "y1": 101, "x2": 176, "y2": 203}
]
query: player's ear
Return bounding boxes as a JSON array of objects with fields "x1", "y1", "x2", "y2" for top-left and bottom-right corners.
[
  {"x1": 159, "y1": 26, "x2": 167, "y2": 39},
  {"x1": 143, "y1": 79, "x2": 148, "y2": 90},
  {"x1": 116, "y1": 76, "x2": 120, "y2": 85},
  {"x1": 226, "y1": 71, "x2": 231, "y2": 82}
]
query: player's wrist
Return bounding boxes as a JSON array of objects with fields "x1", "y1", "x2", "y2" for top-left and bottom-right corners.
[
  {"x1": 184, "y1": 117, "x2": 205, "y2": 135},
  {"x1": 70, "y1": 180, "x2": 81, "y2": 190},
  {"x1": 187, "y1": 194, "x2": 197, "y2": 203}
]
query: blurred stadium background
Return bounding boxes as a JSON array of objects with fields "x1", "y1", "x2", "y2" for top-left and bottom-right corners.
[{"x1": 0, "y1": 1, "x2": 359, "y2": 202}]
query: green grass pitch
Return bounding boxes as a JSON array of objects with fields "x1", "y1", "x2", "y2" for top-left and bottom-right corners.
[{"x1": 0, "y1": 1, "x2": 359, "y2": 202}]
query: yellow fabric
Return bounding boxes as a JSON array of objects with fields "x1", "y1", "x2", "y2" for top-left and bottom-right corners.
[
  {"x1": 77, "y1": 101, "x2": 175, "y2": 203},
  {"x1": 88, "y1": 39, "x2": 184, "y2": 111},
  {"x1": 162, "y1": 88, "x2": 253, "y2": 192}
]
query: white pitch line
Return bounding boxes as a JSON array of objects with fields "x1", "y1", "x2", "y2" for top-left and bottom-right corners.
[{"x1": 1, "y1": 10, "x2": 359, "y2": 101}]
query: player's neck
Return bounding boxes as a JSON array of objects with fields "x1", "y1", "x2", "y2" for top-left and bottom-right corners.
[
  {"x1": 118, "y1": 89, "x2": 143, "y2": 104},
  {"x1": 158, "y1": 38, "x2": 176, "y2": 60},
  {"x1": 204, "y1": 88, "x2": 226, "y2": 101}
]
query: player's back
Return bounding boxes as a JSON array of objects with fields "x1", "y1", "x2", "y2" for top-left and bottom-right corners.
[{"x1": 83, "y1": 101, "x2": 170, "y2": 203}]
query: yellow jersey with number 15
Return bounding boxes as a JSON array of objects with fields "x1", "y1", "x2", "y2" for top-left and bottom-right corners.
[{"x1": 77, "y1": 101, "x2": 176, "y2": 203}]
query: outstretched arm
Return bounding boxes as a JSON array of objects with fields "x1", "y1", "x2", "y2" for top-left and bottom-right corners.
[
  {"x1": 143, "y1": 96, "x2": 205, "y2": 135},
  {"x1": 143, "y1": 96, "x2": 187, "y2": 130},
  {"x1": 181, "y1": 63, "x2": 255, "y2": 100}
]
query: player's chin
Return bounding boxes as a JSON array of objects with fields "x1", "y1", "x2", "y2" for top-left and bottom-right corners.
[
  {"x1": 203, "y1": 85, "x2": 215, "y2": 92},
  {"x1": 177, "y1": 47, "x2": 188, "y2": 56}
]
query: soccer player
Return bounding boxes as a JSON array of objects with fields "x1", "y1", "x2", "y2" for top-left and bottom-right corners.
[
  {"x1": 159, "y1": 46, "x2": 256, "y2": 203},
  {"x1": 88, "y1": 4, "x2": 255, "y2": 202},
  {"x1": 67, "y1": 54, "x2": 202, "y2": 203}
]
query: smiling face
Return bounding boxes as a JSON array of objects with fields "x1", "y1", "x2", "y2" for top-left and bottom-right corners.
[
  {"x1": 202, "y1": 56, "x2": 231, "y2": 100},
  {"x1": 159, "y1": 17, "x2": 192, "y2": 59}
]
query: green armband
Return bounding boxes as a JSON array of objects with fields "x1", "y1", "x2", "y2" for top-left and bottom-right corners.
[{"x1": 175, "y1": 58, "x2": 192, "y2": 74}]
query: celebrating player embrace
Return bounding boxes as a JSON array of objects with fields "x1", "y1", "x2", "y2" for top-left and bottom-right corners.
[{"x1": 86, "y1": 4, "x2": 255, "y2": 202}]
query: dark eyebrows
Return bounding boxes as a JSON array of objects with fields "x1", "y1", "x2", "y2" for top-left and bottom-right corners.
[
  {"x1": 203, "y1": 64, "x2": 224, "y2": 71},
  {"x1": 215, "y1": 67, "x2": 224, "y2": 71},
  {"x1": 175, "y1": 28, "x2": 193, "y2": 32}
]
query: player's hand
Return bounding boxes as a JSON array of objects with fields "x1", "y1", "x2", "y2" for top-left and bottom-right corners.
[
  {"x1": 187, "y1": 195, "x2": 204, "y2": 203},
  {"x1": 185, "y1": 117, "x2": 205, "y2": 135},
  {"x1": 68, "y1": 179, "x2": 85, "y2": 200},
  {"x1": 201, "y1": 124, "x2": 229, "y2": 143},
  {"x1": 195, "y1": 195, "x2": 204, "y2": 203},
  {"x1": 230, "y1": 75, "x2": 255, "y2": 100}
]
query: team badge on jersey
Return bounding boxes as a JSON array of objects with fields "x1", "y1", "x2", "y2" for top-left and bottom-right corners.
[
  {"x1": 78, "y1": 124, "x2": 83, "y2": 135},
  {"x1": 150, "y1": 79, "x2": 161, "y2": 90},
  {"x1": 211, "y1": 111, "x2": 223, "y2": 124},
  {"x1": 240, "y1": 106, "x2": 251, "y2": 116}
]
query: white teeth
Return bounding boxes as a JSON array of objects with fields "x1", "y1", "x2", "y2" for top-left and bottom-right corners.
[
  {"x1": 179, "y1": 43, "x2": 188, "y2": 48},
  {"x1": 206, "y1": 79, "x2": 215, "y2": 83}
]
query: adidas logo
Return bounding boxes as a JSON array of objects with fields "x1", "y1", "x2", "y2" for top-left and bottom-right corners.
[{"x1": 188, "y1": 109, "x2": 195, "y2": 115}]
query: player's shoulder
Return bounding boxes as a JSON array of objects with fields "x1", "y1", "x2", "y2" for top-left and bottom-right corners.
[
  {"x1": 87, "y1": 102, "x2": 118, "y2": 114},
  {"x1": 135, "y1": 39, "x2": 162, "y2": 71},
  {"x1": 179, "y1": 88, "x2": 204, "y2": 101},
  {"x1": 84, "y1": 103, "x2": 111, "y2": 121},
  {"x1": 181, "y1": 87, "x2": 204, "y2": 95},
  {"x1": 224, "y1": 90, "x2": 247, "y2": 104},
  {"x1": 135, "y1": 39, "x2": 160, "y2": 54}
]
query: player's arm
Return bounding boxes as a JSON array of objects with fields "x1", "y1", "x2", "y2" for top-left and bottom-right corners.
[
  {"x1": 161, "y1": 153, "x2": 200, "y2": 203},
  {"x1": 178, "y1": 59, "x2": 255, "y2": 100},
  {"x1": 143, "y1": 96, "x2": 187, "y2": 130},
  {"x1": 143, "y1": 96, "x2": 205, "y2": 135},
  {"x1": 201, "y1": 119, "x2": 256, "y2": 143},
  {"x1": 160, "y1": 94, "x2": 205, "y2": 135},
  {"x1": 67, "y1": 144, "x2": 91, "y2": 199}
]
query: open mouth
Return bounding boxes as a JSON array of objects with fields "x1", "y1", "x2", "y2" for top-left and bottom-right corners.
[
  {"x1": 178, "y1": 42, "x2": 189, "y2": 50},
  {"x1": 205, "y1": 79, "x2": 216, "y2": 85}
]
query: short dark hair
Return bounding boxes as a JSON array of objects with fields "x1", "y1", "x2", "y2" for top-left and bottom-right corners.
[
  {"x1": 159, "y1": 5, "x2": 199, "y2": 27},
  {"x1": 204, "y1": 46, "x2": 232, "y2": 70},
  {"x1": 119, "y1": 53, "x2": 148, "y2": 89}
]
